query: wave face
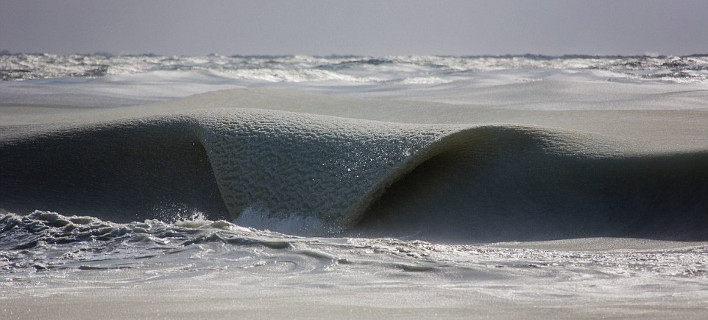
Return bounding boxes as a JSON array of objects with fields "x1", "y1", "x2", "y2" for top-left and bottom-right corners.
[
  {"x1": 1, "y1": 117, "x2": 229, "y2": 222},
  {"x1": 2, "y1": 101, "x2": 707, "y2": 242},
  {"x1": 355, "y1": 127, "x2": 708, "y2": 241}
]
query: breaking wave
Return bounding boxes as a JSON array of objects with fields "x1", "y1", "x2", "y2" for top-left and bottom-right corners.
[{"x1": 2, "y1": 106, "x2": 707, "y2": 242}]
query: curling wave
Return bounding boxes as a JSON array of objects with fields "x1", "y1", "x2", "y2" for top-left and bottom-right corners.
[{"x1": 2, "y1": 102, "x2": 707, "y2": 242}]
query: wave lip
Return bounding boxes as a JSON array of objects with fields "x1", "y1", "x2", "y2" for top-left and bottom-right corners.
[{"x1": 196, "y1": 108, "x2": 457, "y2": 230}]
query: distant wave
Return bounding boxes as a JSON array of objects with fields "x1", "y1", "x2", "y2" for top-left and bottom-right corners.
[
  {"x1": 2, "y1": 105, "x2": 707, "y2": 242},
  {"x1": 2, "y1": 53, "x2": 707, "y2": 83}
]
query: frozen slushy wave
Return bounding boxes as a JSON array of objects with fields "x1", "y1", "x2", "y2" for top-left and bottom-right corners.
[{"x1": 2, "y1": 99, "x2": 707, "y2": 242}]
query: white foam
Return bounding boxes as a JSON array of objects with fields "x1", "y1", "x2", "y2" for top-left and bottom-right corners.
[
  {"x1": 4, "y1": 54, "x2": 708, "y2": 109},
  {"x1": 234, "y1": 205, "x2": 328, "y2": 235}
]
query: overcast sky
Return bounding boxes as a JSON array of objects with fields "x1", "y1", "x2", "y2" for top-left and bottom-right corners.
[{"x1": 1, "y1": 0, "x2": 707, "y2": 56}]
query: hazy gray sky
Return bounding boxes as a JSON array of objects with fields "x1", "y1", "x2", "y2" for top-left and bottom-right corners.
[{"x1": 1, "y1": 0, "x2": 707, "y2": 56}]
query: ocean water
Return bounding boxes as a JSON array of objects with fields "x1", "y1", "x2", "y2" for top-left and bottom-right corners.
[{"x1": 1, "y1": 53, "x2": 708, "y2": 319}]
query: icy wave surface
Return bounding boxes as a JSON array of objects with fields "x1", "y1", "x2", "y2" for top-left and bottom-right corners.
[{"x1": 2, "y1": 104, "x2": 707, "y2": 242}]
